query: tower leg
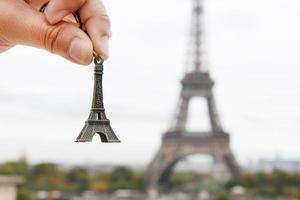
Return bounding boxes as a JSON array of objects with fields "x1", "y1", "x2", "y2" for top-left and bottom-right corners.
[
  {"x1": 212, "y1": 150, "x2": 241, "y2": 179},
  {"x1": 212, "y1": 151, "x2": 230, "y2": 181},
  {"x1": 207, "y1": 95, "x2": 222, "y2": 133},
  {"x1": 175, "y1": 97, "x2": 190, "y2": 131},
  {"x1": 147, "y1": 143, "x2": 182, "y2": 194},
  {"x1": 223, "y1": 151, "x2": 241, "y2": 178}
]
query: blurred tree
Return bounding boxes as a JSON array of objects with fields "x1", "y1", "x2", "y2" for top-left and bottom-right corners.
[
  {"x1": 242, "y1": 173, "x2": 257, "y2": 188},
  {"x1": 91, "y1": 180, "x2": 108, "y2": 192},
  {"x1": 0, "y1": 159, "x2": 29, "y2": 176},
  {"x1": 109, "y1": 166, "x2": 134, "y2": 191},
  {"x1": 213, "y1": 192, "x2": 228, "y2": 200},
  {"x1": 171, "y1": 171, "x2": 219, "y2": 192},
  {"x1": 17, "y1": 188, "x2": 36, "y2": 200},
  {"x1": 171, "y1": 171, "x2": 202, "y2": 187},
  {"x1": 31, "y1": 163, "x2": 57, "y2": 178},
  {"x1": 108, "y1": 166, "x2": 145, "y2": 191},
  {"x1": 256, "y1": 185, "x2": 277, "y2": 197},
  {"x1": 67, "y1": 167, "x2": 91, "y2": 192},
  {"x1": 30, "y1": 163, "x2": 67, "y2": 191}
]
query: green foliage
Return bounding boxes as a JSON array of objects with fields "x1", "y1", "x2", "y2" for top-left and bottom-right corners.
[
  {"x1": 67, "y1": 167, "x2": 91, "y2": 192},
  {"x1": 171, "y1": 171, "x2": 203, "y2": 186},
  {"x1": 108, "y1": 166, "x2": 146, "y2": 191},
  {"x1": 0, "y1": 160, "x2": 147, "y2": 194},
  {"x1": 0, "y1": 160, "x2": 28, "y2": 176},
  {"x1": 170, "y1": 171, "x2": 220, "y2": 192},
  {"x1": 3, "y1": 158, "x2": 300, "y2": 199},
  {"x1": 235, "y1": 170, "x2": 300, "y2": 198},
  {"x1": 31, "y1": 163, "x2": 58, "y2": 178},
  {"x1": 30, "y1": 163, "x2": 67, "y2": 191},
  {"x1": 17, "y1": 188, "x2": 36, "y2": 200},
  {"x1": 213, "y1": 192, "x2": 229, "y2": 200},
  {"x1": 256, "y1": 185, "x2": 277, "y2": 197}
]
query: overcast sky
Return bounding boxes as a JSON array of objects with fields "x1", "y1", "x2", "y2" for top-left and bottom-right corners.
[{"x1": 0, "y1": 0, "x2": 300, "y2": 166}]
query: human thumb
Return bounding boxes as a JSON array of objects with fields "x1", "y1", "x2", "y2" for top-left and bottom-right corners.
[
  {"x1": 38, "y1": 22, "x2": 94, "y2": 65},
  {"x1": 4, "y1": 3, "x2": 93, "y2": 65}
]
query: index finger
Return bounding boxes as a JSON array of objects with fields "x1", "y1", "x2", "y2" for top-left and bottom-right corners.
[
  {"x1": 79, "y1": 0, "x2": 111, "y2": 60},
  {"x1": 43, "y1": 0, "x2": 111, "y2": 59}
]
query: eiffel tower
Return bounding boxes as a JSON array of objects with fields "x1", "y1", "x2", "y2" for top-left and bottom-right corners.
[{"x1": 147, "y1": 0, "x2": 240, "y2": 194}]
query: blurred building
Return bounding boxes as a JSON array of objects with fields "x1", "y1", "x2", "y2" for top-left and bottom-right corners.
[
  {"x1": 257, "y1": 159, "x2": 300, "y2": 172},
  {"x1": 245, "y1": 158, "x2": 300, "y2": 172},
  {"x1": 0, "y1": 175, "x2": 23, "y2": 200}
]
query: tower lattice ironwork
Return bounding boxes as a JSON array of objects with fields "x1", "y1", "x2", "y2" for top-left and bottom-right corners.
[{"x1": 147, "y1": 0, "x2": 240, "y2": 194}]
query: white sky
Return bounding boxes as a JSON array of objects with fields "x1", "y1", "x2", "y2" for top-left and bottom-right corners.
[{"x1": 0, "y1": 0, "x2": 300, "y2": 165}]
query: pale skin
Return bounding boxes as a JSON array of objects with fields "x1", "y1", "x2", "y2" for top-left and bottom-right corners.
[{"x1": 0, "y1": 0, "x2": 111, "y2": 65}]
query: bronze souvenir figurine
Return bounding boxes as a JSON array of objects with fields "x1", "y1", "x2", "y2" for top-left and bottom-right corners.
[{"x1": 76, "y1": 54, "x2": 120, "y2": 143}]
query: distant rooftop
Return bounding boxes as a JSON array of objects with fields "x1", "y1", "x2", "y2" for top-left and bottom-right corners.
[{"x1": 0, "y1": 175, "x2": 23, "y2": 184}]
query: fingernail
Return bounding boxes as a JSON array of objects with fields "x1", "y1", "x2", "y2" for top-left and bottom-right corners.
[
  {"x1": 99, "y1": 36, "x2": 109, "y2": 60},
  {"x1": 69, "y1": 37, "x2": 93, "y2": 64},
  {"x1": 47, "y1": 10, "x2": 69, "y2": 24}
]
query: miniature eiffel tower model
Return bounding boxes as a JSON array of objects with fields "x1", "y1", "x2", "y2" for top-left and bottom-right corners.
[
  {"x1": 147, "y1": 0, "x2": 240, "y2": 193},
  {"x1": 76, "y1": 59, "x2": 120, "y2": 143}
]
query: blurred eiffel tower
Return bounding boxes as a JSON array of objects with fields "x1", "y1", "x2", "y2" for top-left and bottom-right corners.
[{"x1": 147, "y1": 0, "x2": 240, "y2": 194}]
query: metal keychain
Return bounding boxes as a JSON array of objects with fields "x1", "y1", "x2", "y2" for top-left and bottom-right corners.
[{"x1": 40, "y1": 3, "x2": 120, "y2": 143}]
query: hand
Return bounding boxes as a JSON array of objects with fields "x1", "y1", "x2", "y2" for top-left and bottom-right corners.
[{"x1": 0, "y1": 0, "x2": 111, "y2": 65}]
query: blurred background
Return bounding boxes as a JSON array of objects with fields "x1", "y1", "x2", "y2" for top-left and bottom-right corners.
[{"x1": 0, "y1": 0, "x2": 300, "y2": 199}]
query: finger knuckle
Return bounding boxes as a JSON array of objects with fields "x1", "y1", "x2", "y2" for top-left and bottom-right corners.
[{"x1": 42, "y1": 25, "x2": 63, "y2": 53}]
